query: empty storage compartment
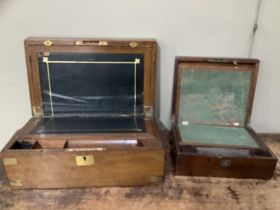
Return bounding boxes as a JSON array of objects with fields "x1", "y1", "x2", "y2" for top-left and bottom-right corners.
[
  {"x1": 10, "y1": 139, "x2": 42, "y2": 149},
  {"x1": 9, "y1": 139, "x2": 68, "y2": 150},
  {"x1": 65, "y1": 139, "x2": 143, "y2": 150},
  {"x1": 179, "y1": 145, "x2": 273, "y2": 158}
]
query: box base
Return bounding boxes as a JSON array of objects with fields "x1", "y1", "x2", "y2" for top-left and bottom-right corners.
[
  {"x1": 1, "y1": 118, "x2": 165, "y2": 189},
  {"x1": 171, "y1": 126, "x2": 278, "y2": 179},
  {"x1": 174, "y1": 153, "x2": 277, "y2": 179},
  {"x1": 3, "y1": 149, "x2": 164, "y2": 189}
]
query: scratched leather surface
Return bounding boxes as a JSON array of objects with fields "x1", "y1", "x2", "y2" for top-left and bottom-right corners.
[
  {"x1": 31, "y1": 116, "x2": 146, "y2": 134},
  {"x1": 38, "y1": 53, "x2": 144, "y2": 116}
]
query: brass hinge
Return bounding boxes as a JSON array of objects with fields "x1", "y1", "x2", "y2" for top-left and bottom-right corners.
[{"x1": 144, "y1": 106, "x2": 153, "y2": 117}]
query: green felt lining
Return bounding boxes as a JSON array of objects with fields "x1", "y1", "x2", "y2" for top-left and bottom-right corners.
[
  {"x1": 179, "y1": 124, "x2": 259, "y2": 148},
  {"x1": 179, "y1": 69, "x2": 251, "y2": 126}
]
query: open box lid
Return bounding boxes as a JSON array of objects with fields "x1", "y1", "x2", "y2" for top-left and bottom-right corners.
[
  {"x1": 25, "y1": 38, "x2": 156, "y2": 118},
  {"x1": 172, "y1": 57, "x2": 259, "y2": 127}
]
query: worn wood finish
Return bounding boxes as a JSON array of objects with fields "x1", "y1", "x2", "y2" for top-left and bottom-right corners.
[
  {"x1": 2, "y1": 149, "x2": 164, "y2": 189},
  {"x1": 171, "y1": 56, "x2": 278, "y2": 179},
  {"x1": 1, "y1": 118, "x2": 165, "y2": 190},
  {"x1": 24, "y1": 38, "x2": 157, "y2": 116},
  {"x1": 172, "y1": 56, "x2": 259, "y2": 125},
  {"x1": 174, "y1": 150, "x2": 277, "y2": 179},
  {"x1": 171, "y1": 131, "x2": 276, "y2": 179},
  {"x1": 0, "y1": 136, "x2": 279, "y2": 210},
  {"x1": 0, "y1": 38, "x2": 165, "y2": 189}
]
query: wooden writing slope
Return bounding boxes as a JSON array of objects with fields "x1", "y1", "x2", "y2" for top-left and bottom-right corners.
[
  {"x1": 171, "y1": 57, "x2": 277, "y2": 179},
  {"x1": 0, "y1": 38, "x2": 165, "y2": 189}
]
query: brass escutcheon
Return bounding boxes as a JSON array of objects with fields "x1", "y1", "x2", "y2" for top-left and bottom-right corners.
[{"x1": 76, "y1": 155, "x2": 94, "y2": 166}]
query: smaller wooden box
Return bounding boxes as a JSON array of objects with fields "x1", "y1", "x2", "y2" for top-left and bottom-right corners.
[
  {"x1": 171, "y1": 57, "x2": 277, "y2": 179},
  {"x1": 1, "y1": 38, "x2": 165, "y2": 189}
]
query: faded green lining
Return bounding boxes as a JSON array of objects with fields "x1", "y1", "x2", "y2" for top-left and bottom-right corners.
[
  {"x1": 179, "y1": 69, "x2": 251, "y2": 126},
  {"x1": 179, "y1": 124, "x2": 259, "y2": 148}
]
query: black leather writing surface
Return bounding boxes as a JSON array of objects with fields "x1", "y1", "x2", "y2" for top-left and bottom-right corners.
[
  {"x1": 31, "y1": 116, "x2": 145, "y2": 134},
  {"x1": 38, "y1": 53, "x2": 144, "y2": 116}
]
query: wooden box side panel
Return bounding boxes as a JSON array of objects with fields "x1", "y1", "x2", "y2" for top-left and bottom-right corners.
[
  {"x1": 174, "y1": 153, "x2": 277, "y2": 179},
  {"x1": 1, "y1": 117, "x2": 164, "y2": 152},
  {"x1": 2, "y1": 149, "x2": 164, "y2": 189},
  {"x1": 171, "y1": 127, "x2": 278, "y2": 179}
]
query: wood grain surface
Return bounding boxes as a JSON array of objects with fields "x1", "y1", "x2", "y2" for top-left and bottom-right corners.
[
  {"x1": 24, "y1": 38, "x2": 157, "y2": 117},
  {"x1": 0, "y1": 135, "x2": 279, "y2": 210}
]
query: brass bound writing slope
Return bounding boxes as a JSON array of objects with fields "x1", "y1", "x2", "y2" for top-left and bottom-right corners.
[
  {"x1": 1, "y1": 38, "x2": 165, "y2": 189},
  {"x1": 171, "y1": 57, "x2": 277, "y2": 179}
]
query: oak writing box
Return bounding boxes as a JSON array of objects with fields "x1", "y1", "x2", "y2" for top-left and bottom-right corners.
[
  {"x1": 171, "y1": 57, "x2": 277, "y2": 179},
  {"x1": 1, "y1": 38, "x2": 165, "y2": 189}
]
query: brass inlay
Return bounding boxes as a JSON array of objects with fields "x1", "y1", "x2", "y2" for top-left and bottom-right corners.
[
  {"x1": 76, "y1": 40, "x2": 109, "y2": 46},
  {"x1": 43, "y1": 57, "x2": 54, "y2": 116},
  {"x1": 43, "y1": 57, "x2": 140, "y2": 65},
  {"x1": 134, "y1": 59, "x2": 140, "y2": 114},
  {"x1": 133, "y1": 58, "x2": 141, "y2": 130},
  {"x1": 130, "y1": 42, "x2": 138, "y2": 48},
  {"x1": 3, "y1": 158, "x2": 17, "y2": 166},
  {"x1": 76, "y1": 155, "x2": 94, "y2": 166},
  {"x1": 9, "y1": 179, "x2": 22, "y2": 187},
  {"x1": 134, "y1": 60, "x2": 137, "y2": 117},
  {"x1": 42, "y1": 57, "x2": 141, "y2": 119},
  {"x1": 99, "y1": 41, "x2": 108, "y2": 46},
  {"x1": 43, "y1": 40, "x2": 53, "y2": 47},
  {"x1": 75, "y1": 40, "x2": 83, "y2": 45}
]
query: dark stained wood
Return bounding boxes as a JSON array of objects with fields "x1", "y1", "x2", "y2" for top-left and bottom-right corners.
[
  {"x1": 259, "y1": 133, "x2": 280, "y2": 141},
  {"x1": 174, "y1": 152, "x2": 277, "y2": 179},
  {"x1": 0, "y1": 135, "x2": 279, "y2": 210},
  {"x1": 171, "y1": 56, "x2": 278, "y2": 179}
]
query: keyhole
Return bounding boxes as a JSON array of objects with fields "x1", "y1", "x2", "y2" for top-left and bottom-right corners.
[
  {"x1": 220, "y1": 159, "x2": 232, "y2": 168},
  {"x1": 83, "y1": 156, "x2": 86, "y2": 161}
]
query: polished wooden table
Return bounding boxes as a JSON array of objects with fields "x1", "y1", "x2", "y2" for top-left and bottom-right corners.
[{"x1": 0, "y1": 135, "x2": 279, "y2": 210}]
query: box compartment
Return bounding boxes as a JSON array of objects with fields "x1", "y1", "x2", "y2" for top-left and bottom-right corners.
[
  {"x1": 1, "y1": 38, "x2": 164, "y2": 189},
  {"x1": 171, "y1": 57, "x2": 277, "y2": 179}
]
